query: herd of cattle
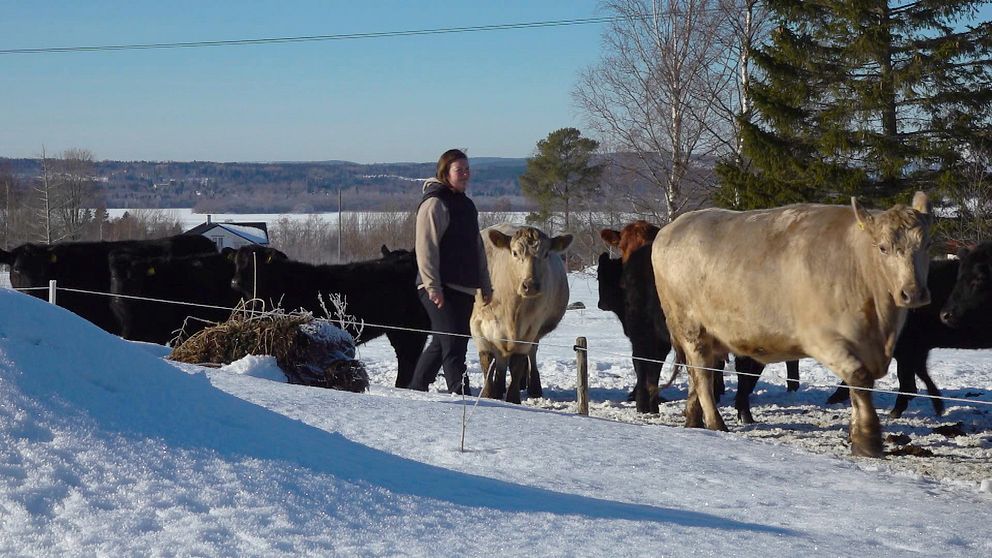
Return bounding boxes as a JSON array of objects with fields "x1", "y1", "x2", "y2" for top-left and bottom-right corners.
[{"x1": 2, "y1": 193, "x2": 990, "y2": 457}]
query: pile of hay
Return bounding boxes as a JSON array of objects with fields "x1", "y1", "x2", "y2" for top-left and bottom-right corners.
[{"x1": 169, "y1": 305, "x2": 368, "y2": 393}]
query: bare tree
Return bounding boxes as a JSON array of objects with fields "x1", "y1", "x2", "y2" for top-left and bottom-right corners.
[
  {"x1": 942, "y1": 149, "x2": 992, "y2": 248},
  {"x1": 53, "y1": 148, "x2": 99, "y2": 241},
  {"x1": 574, "y1": 0, "x2": 753, "y2": 222},
  {"x1": 34, "y1": 146, "x2": 56, "y2": 244}
]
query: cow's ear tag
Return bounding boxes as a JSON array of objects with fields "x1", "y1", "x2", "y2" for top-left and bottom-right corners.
[
  {"x1": 147, "y1": 267, "x2": 156, "y2": 276},
  {"x1": 50, "y1": 254, "x2": 58, "y2": 263}
]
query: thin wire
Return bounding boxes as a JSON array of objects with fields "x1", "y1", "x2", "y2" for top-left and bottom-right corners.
[
  {"x1": 0, "y1": 16, "x2": 631, "y2": 56},
  {"x1": 13, "y1": 283, "x2": 992, "y2": 409}
]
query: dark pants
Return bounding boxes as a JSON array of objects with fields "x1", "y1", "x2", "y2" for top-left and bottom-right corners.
[{"x1": 409, "y1": 287, "x2": 475, "y2": 394}]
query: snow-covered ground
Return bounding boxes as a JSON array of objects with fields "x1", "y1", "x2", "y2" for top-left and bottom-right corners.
[{"x1": 1, "y1": 271, "x2": 990, "y2": 557}]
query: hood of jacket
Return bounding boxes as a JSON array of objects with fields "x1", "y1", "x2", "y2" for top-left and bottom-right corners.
[{"x1": 422, "y1": 177, "x2": 447, "y2": 194}]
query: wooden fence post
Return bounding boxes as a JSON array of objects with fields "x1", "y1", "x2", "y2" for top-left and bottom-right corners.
[
  {"x1": 576, "y1": 336, "x2": 588, "y2": 416},
  {"x1": 48, "y1": 279, "x2": 57, "y2": 305}
]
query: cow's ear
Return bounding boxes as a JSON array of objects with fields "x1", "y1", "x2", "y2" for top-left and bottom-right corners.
[
  {"x1": 600, "y1": 229, "x2": 621, "y2": 247},
  {"x1": 380, "y1": 244, "x2": 390, "y2": 257},
  {"x1": 551, "y1": 234, "x2": 574, "y2": 253},
  {"x1": 852, "y1": 197, "x2": 874, "y2": 232},
  {"x1": 488, "y1": 230, "x2": 512, "y2": 249}
]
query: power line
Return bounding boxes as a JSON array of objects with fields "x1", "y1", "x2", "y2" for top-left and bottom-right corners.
[{"x1": 0, "y1": 15, "x2": 630, "y2": 56}]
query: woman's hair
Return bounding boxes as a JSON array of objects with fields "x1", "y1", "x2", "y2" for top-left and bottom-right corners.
[{"x1": 435, "y1": 149, "x2": 468, "y2": 184}]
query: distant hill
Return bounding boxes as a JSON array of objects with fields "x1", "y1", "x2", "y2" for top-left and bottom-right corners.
[{"x1": 0, "y1": 157, "x2": 533, "y2": 213}]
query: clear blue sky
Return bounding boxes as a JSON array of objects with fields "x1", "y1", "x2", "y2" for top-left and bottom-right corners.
[
  {"x1": 0, "y1": 1, "x2": 605, "y2": 164},
  {"x1": 2, "y1": 2, "x2": 989, "y2": 164}
]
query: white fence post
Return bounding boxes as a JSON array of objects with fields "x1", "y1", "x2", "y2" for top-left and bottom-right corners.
[{"x1": 48, "y1": 279, "x2": 57, "y2": 304}]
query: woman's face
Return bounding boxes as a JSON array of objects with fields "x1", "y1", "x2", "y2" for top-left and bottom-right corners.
[{"x1": 447, "y1": 159, "x2": 471, "y2": 193}]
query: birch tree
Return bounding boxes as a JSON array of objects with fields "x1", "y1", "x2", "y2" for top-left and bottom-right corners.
[{"x1": 574, "y1": 0, "x2": 744, "y2": 222}]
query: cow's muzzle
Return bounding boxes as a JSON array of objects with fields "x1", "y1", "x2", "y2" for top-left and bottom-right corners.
[
  {"x1": 519, "y1": 279, "x2": 542, "y2": 298},
  {"x1": 898, "y1": 286, "x2": 930, "y2": 308}
]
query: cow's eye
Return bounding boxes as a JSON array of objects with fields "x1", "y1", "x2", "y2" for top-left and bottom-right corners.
[{"x1": 878, "y1": 244, "x2": 889, "y2": 255}]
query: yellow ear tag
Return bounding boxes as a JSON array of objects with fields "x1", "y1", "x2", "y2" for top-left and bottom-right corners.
[
  {"x1": 147, "y1": 267, "x2": 156, "y2": 276},
  {"x1": 858, "y1": 222, "x2": 865, "y2": 231},
  {"x1": 50, "y1": 254, "x2": 58, "y2": 263}
]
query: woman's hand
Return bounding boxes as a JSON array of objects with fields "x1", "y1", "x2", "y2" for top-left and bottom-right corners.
[{"x1": 429, "y1": 290, "x2": 444, "y2": 309}]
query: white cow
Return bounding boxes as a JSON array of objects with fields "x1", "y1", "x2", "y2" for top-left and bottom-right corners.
[
  {"x1": 652, "y1": 193, "x2": 933, "y2": 457},
  {"x1": 471, "y1": 224, "x2": 572, "y2": 404}
]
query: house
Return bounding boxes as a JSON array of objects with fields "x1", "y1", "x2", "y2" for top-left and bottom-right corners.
[{"x1": 185, "y1": 216, "x2": 269, "y2": 251}]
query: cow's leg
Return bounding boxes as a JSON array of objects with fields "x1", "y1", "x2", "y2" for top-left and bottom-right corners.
[
  {"x1": 890, "y1": 354, "x2": 920, "y2": 418},
  {"x1": 491, "y1": 355, "x2": 508, "y2": 400},
  {"x1": 684, "y1": 347, "x2": 727, "y2": 432},
  {"x1": 525, "y1": 346, "x2": 543, "y2": 399},
  {"x1": 506, "y1": 353, "x2": 528, "y2": 404},
  {"x1": 847, "y1": 368, "x2": 884, "y2": 458},
  {"x1": 386, "y1": 331, "x2": 428, "y2": 389},
  {"x1": 826, "y1": 382, "x2": 851, "y2": 405},
  {"x1": 713, "y1": 360, "x2": 726, "y2": 402},
  {"x1": 811, "y1": 345, "x2": 885, "y2": 457},
  {"x1": 786, "y1": 360, "x2": 800, "y2": 392},
  {"x1": 917, "y1": 366, "x2": 944, "y2": 417},
  {"x1": 734, "y1": 356, "x2": 763, "y2": 424},
  {"x1": 479, "y1": 351, "x2": 497, "y2": 399},
  {"x1": 633, "y1": 335, "x2": 663, "y2": 414},
  {"x1": 674, "y1": 344, "x2": 701, "y2": 427}
]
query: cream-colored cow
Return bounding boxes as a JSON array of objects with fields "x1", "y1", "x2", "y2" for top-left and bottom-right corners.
[
  {"x1": 472, "y1": 224, "x2": 572, "y2": 404},
  {"x1": 652, "y1": 192, "x2": 932, "y2": 457}
]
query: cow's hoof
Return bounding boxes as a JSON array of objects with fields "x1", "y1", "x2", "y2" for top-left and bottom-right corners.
[
  {"x1": 527, "y1": 389, "x2": 543, "y2": 399},
  {"x1": 684, "y1": 415, "x2": 704, "y2": 428},
  {"x1": 888, "y1": 407, "x2": 905, "y2": 419},
  {"x1": 851, "y1": 439, "x2": 885, "y2": 458},
  {"x1": 737, "y1": 410, "x2": 755, "y2": 425},
  {"x1": 825, "y1": 391, "x2": 849, "y2": 405},
  {"x1": 933, "y1": 399, "x2": 945, "y2": 417}
]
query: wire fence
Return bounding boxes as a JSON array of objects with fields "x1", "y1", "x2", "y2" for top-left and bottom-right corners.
[{"x1": 6, "y1": 280, "x2": 992, "y2": 410}]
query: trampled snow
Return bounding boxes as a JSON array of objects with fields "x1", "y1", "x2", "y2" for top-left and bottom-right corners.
[{"x1": 1, "y1": 273, "x2": 990, "y2": 557}]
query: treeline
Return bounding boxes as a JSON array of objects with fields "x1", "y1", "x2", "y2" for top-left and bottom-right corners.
[{"x1": 0, "y1": 157, "x2": 533, "y2": 213}]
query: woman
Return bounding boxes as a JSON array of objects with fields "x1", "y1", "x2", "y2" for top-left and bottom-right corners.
[{"x1": 408, "y1": 149, "x2": 492, "y2": 394}]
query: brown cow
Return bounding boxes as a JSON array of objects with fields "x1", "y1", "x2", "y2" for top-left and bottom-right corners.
[
  {"x1": 600, "y1": 220, "x2": 660, "y2": 262},
  {"x1": 472, "y1": 224, "x2": 572, "y2": 404},
  {"x1": 652, "y1": 193, "x2": 932, "y2": 457}
]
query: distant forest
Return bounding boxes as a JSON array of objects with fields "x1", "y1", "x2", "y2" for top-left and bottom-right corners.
[{"x1": 0, "y1": 157, "x2": 534, "y2": 213}]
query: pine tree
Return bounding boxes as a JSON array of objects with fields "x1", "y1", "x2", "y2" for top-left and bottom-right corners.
[
  {"x1": 716, "y1": 0, "x2": 992, "y2": 210},
  {"x1": 519, "y1": 128, "x2": 604, "y2": 233}
]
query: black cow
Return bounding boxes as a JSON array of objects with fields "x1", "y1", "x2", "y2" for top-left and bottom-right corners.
[
  {"x1": 596, "y1": 249, "x2": 724, "y2": 413},
  {"x1": 823, "y1": 257, "x2": 974, "y2": 417},
  {"x1": 7, "y1": 235, "x2": 217, "y2": 335},
  {"x1": 941, "y1": 243, "x2": 992, "y2": 329},
  {"x1": 230, "y1": 247, "x2": 428, "y2": 389},
  {"x1": 109, "y1": 246, "x2": 288, "y2": 345}
]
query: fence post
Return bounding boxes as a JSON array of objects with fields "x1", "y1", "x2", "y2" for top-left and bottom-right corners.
[
  {"x1": 576, "y1": 336, "x2": 588, "y2": 416},
  {"x1": 48, "y1": 279, "x2": 57, "y2": 305}
]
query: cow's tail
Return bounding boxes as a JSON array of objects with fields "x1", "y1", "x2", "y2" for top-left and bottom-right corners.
[
  {"x1": 658, "y1": 343, "x2": 688, "y2": 390},
  {"x1": 658, "y1": 358, "x2": 682, "y2": 391}
]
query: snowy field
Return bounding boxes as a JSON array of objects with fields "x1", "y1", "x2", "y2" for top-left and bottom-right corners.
[{"x1": 1, "y1": 271, "x2": 991, "y2": 556}]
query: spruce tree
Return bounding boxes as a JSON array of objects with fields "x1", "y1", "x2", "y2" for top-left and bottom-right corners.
[
  {"x1": 716, "y1": 0, "x2": 992, "y2": 210},
  {"x1": 520, "y1": 128, "x2": 603, "y2": 233}
]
